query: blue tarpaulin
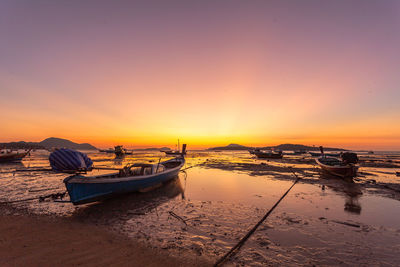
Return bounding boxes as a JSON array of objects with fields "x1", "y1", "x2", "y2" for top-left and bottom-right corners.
[{"x1": 49, "y1": 148, "x2": 93, "y2": 173}]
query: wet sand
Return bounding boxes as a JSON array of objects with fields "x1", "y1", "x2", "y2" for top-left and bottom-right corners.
[
  {"x1": 0, "y1": 208, "x2": 207, "y2": 267},
  {"x1": 1, "y1": 150, "x2": 400, "y2": 266}
]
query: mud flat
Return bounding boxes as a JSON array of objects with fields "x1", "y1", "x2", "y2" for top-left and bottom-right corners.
[{"x1": 0, "y1": 205, "x2": 208, "y2": 267}]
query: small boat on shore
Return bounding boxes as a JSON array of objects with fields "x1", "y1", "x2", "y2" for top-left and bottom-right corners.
[
  {"x1": 0, "y1": 149, "x2": 30, "y2": 163},
  {"x1": 164, "y1": 150, "x2": 182, "y2": 156},
  {"x1": 310, "y1": 151, "x2": 341, "y2": 157},
  {"x1": 64, "y1": 145, "x2": 187, "y2": 205},
  {"x1": 248, "y1": 148, "x2": 260, "y2": 155},
  {"x1": 163, "y1": 139, "x2": 183, "y2": 156},
  {"x1": 315, "y1": 147, "x2": 359, "y2": 178},
  {"x1": 99, "y1": 148, "x2": 115, "y2": 153},
  {"x1": 293, "y1": 149, "x2": 307, "y2": 155},
  {"x1": 254, "y1": 150, "x2": 283, "y2": 159},
  {"x1": 114, "y1": 145, "x2": 125, "y2": 157}
]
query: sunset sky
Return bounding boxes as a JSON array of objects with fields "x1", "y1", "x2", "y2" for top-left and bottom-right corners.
[{"x1": 1, "y1": 1, "x2": 399, "y2": 150}]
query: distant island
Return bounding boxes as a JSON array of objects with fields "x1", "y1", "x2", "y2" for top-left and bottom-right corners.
[
  {"x1": 207, "y1": 143, "x2": 347, "y2": 151},
  {"x1": 0, "y1": 137, "x2": 97, "y2": 150}
]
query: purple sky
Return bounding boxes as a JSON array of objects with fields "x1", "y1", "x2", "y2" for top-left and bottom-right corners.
[{"x1": 1, "y1": 1, "x2": 399, "y2": 149}]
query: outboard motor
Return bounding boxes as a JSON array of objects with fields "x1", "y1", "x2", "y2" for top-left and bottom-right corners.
[
  {"x1": 49, "y1": 148, "x2": 93, "y2": 173},
  {"x1": 341, "y1": 152, "x2": 359, "y2": 164}
]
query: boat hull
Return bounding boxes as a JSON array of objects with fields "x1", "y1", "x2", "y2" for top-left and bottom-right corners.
[
  {"x1": 316, "y1": 157, "x2": 358, "y2": 178},
  {"x1": 254, "y1": 152, "x2": 283, "y2": 159},
  {"x1": 64, "y1": 158, "x2": 184, "y2": 205},
  {"x1": 164, "y1": 151, "x2": 181, "y2": 156},
  {"x1": 0, "y1": 152, "x2": 29, "y2": 163},
  {"x1": 310, "y1": 152, "x2": 341, "y2": 157}
]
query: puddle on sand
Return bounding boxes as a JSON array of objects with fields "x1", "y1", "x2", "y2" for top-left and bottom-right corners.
[{"x1": 1, "y1": 150, "x2": 400, "y2": 266}]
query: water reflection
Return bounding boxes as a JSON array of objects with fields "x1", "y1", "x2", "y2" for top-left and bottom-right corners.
[
  {"x1": 319, "y1": 172, "x2": 362, "y2": 214},
  {"x1": 71, "y1": 176, "x2": 184, "y2": 221}
]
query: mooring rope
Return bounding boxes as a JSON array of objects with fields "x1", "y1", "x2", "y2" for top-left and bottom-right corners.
[
  {"x1": 214, "y1": 170, "x2": 302, "y2": 267},
  {"x1": 0, "y1": 191, "x2": 68, "y2": 205},
  {"x1": 180, "y1": 162, "x2": 203, "y2": 171}
]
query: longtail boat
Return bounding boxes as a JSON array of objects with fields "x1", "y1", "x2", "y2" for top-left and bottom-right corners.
[
  {"x1": 114, "y1": 145, "x2": 125, "y2": 157},
  {"x1": 164, "y1": 139, "x2": 182, "y2": 156},
  {"x1": 254, "y1": 150, "x2": 283, "y2": 159},
  {"x1": 309, "y1": 151, "x2": 341, "y2": 157},
  {"x1": 64, "y1": 145, "x2": 187, "y2": 205},
  {"x1": 315, "y1": 146, "x2": 359, "y2": 178},
  {"x1": 0, "y1": 150, "x2": 30, "y2": 163}
]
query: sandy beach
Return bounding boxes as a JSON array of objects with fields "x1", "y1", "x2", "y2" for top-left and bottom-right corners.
[
  {"x1": 0, "y1": 212, "x2": 197, "y2": 267},
  {"x1": 0, "y1": 208, "x2": 208, "y2": 267}
]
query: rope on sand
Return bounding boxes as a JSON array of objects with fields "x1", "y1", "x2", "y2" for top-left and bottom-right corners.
[
  {"x1": 0, "y1": 191, "x2": 67, "y2": 205},
  {"x1": 214, "y1": 170, "x2": 302, "y2": 267},
  {"x1": 180, "y1": 163, "x2": 203, "y2": 171}
]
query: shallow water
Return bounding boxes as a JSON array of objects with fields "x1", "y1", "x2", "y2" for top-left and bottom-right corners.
[{"x1": 1, "y1": 150, "x2": 400, "y2": 265}]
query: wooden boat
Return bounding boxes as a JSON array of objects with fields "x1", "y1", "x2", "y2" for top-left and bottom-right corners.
[
  {"x1": 309, "y1": 151, "x2": 341, "y2": 157},
  {"x1": 164, "y1": 139, "x2": 182, "y2": 156},
  {"x1": 99, "y1": 148, "x2": 114, "y2": 153},
  {"x1": 254, "y1": 150, "x2": 283, "y2": 159},
  {"x1": 315, "y1": 147, "x2": 359, "y2": 178},
  {"x1": 0, "y1": 150, "x2": 30, "y2": 163},
  {"x1": 248, "y1": 148, "x2": 260, "y2": 155},
  {"x1": 316, "y1": 156, "x2": 358, "y2": 178},
  {"x1": 114, "y1": 145, "x2": 125, "y2": 157},
  {"x1": 164, "y1": 150, "x2": 181, "y2": 156},
  {"x1": 64, "y1": 145, "x2": 187, "y2": 205},
  {"x1": 293, "y1": 149, "x2": 307, "y2": 155}
]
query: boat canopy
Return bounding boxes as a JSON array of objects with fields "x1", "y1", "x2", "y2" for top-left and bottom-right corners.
[{"x1": 49, "y1": 148, "x2": 93, "y2": 173}]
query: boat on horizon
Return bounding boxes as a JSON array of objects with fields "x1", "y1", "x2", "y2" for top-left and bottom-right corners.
[
  {"x1": 114, "y1": 146, "x2": 127, "y2": 157},
  {"x1": 99, "y1": 148, "x2": 115, "y2": 153},
  {"x1": 253, "y1": 150, "x2": 283, "y2": 159},
  {"x1": 163, "y1": 139, "x2": 183, "y2": 156},
  {"x1": 64, "y1": 145, "x2": 187, "y2": 205},
  {"x1": 315, "y1": 147, "x2": 359, "y2": 178},
  {"x1": 0, "y1": 149, "x2": 31, "y2": 163},
  {"x1": 309, "y1": 151, "x2": 341, "y2": 157},
  {"x1": 293, "y1": 149, "x2": 307, "y2": 155}
]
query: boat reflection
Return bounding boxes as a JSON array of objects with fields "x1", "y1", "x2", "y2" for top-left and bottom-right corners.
[
  {"x1": 319, "y1": 172, "x2": 362, "y2": 214},
  {"x1": 71, "y1": 175, "x2": 185, "y2": 220},
  {"x1": 0, "y1": 161, "x2": 25, "y2": 168},
  {"x1": 113, "y1": 156, "x2": 125, "y2": 165}
]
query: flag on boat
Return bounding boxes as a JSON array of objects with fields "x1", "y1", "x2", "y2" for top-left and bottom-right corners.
[{"x1": 49, "y1": 148, "x2": 93, "y2": 173}]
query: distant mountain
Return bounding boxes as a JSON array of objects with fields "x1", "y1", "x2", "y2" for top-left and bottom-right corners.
[
  {"x1": 208, "y1": 143, "x2": 347, "y2": 151},
  {"x1": 0, "y1": 141, "x2": 44, "y2": 149},
  {"x1": 39, "y1": 137, "x2": 97, "y2": 150},
  {"x1": 207, "y1": 143, "x2": 250, "y2": 151}
]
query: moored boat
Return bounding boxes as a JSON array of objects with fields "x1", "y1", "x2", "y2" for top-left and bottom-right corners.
[
  {"x1": 99, "y1": 148, "x2": 115, "y2": 153},
  {"x1": 293, "y1": 149, "x2": 307, "y2": 155},
  {"x1": 163, "y1": 139, "x2": 183, "y2": 156},
  {"x1": 64, "y1": 145, "x2": 187, "y2": 205},
  {"x1": 114, "y1": 145, "x2": 125, "y2": 157},
  {"x1": 248, "y1": 148, "x2": 260, "y2": 155},
  {"x1": 309, "y1": 151, "x2": 341, "y2": 157},
  {"x1": 254, "y1": 150, "x2": 283, "y2": 159},
  {"x1": 315, "y1": 147, "x2": 359, "y2": 178},
  {"x1": 164, "y1": 150, "x2": 181, "y2": 156},
  {"x1": 0, "y1": 149, "x2": 30, "y2": 163}
]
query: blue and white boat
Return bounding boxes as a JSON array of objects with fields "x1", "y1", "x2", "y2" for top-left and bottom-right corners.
[{"x1": 64, "y1": 145, "x2": 186, "y2": 205}]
